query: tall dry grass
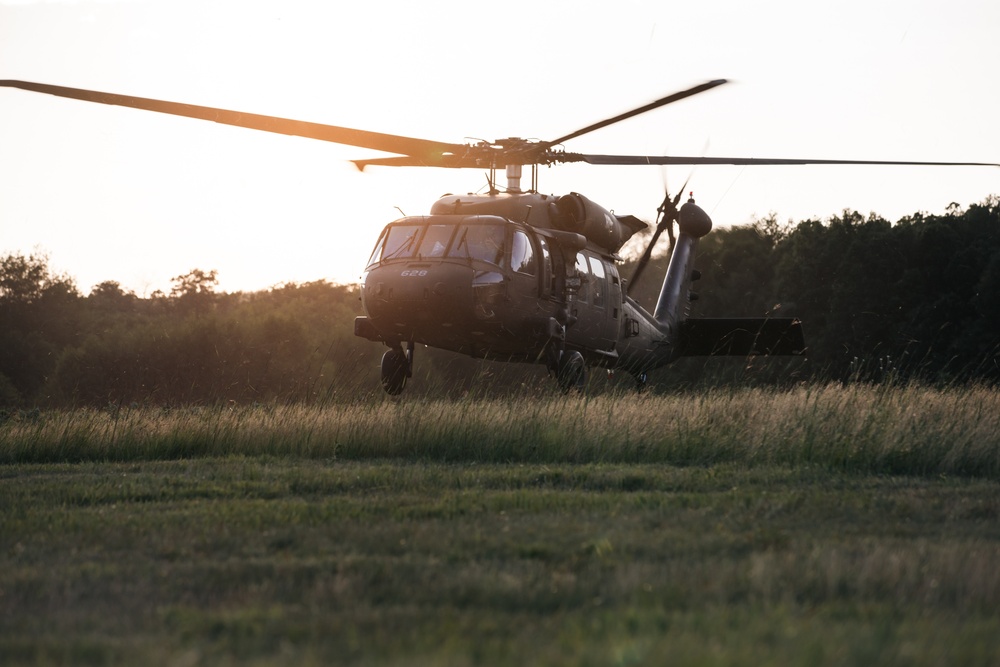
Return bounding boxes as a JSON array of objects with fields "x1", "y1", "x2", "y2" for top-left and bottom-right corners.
[{"x1": 3, "y1": 384, "x2": 998, "y2": 476}]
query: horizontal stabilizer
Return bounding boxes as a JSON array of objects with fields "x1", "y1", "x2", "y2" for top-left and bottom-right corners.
[{"x1": 678, "y1": 318, "x2": 805, "y2": 356}]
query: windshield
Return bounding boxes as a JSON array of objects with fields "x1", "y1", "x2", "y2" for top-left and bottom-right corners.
[
  {"x1": 416, "y1": 224, "x2": 454, "y2": 258},
  {"x1": 367, "y1": 221, "x2": 508, "y2": 268},
  {"x1": 367, "y1": 224, "x2": 422, "y2": 267},
  {"x1": 383, "y1": 224, "x2": 421, "y2": 260},
  {"x1": 449, "y1": 223, "x2": 505, "y2": 266}
]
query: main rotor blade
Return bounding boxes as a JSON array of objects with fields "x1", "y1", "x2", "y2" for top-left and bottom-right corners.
[
  {"x1": 577, "y1": 154, "x2": 1000, "y2": 168},
  {"x1": 541, "y1": 79, "x2": 728, "y2": 149},
  {"x1": 352, "y1": 154, "x2": 481, "y2": 171},
  {"x1": 353, "y1": 151, "x2": 1000, "y2": 171},
  {"x1": 0, "y1": 79, "x2": 465, "y2": 160}
]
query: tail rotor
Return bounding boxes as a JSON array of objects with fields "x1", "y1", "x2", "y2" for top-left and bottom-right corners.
[{"x1": 627, "y1": 177, "x2": 688, "y2": 296}]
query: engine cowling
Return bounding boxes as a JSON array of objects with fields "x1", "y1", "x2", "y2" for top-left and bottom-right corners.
[{"x1": 552, "y1": 192, "x2": 646, "y2": 252}]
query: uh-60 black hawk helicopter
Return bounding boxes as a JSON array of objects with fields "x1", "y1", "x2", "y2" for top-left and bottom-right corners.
[{"x1": 3, "y1": 79, "x2": 997, "y2": 394}]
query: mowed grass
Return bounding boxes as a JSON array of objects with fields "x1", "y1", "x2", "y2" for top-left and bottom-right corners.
[{"x1": 2, "y1": 384, "x2": 1000, "y2": 665}]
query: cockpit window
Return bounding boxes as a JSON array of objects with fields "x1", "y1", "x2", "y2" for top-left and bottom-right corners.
[
  {"x1": 511, "y1": 230, "x2": 536, "y2": 275},
  {"x1": 381, "y1": 224, "x2": 422, "y2": 262},
  {"x1": 417, "y1": 224, "x2": 454, "y2": 258},
  {"x1": 368, "y1": 221, "x2": 510, "y2": 268},
  {"x1": 365, "y1": 229, "x2": 387, "y2": 268},
  {"x1": 449, "y1": 224, "x2": 505, "y2": 266}
]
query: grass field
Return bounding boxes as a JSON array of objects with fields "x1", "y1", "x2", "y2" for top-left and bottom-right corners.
[{"x1": 2, "y1": 384, "x2": 999, "y2": 665}]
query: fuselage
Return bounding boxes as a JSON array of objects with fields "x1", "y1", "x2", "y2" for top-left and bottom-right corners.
[{"x1": 354, "y1": 192, "x2": 694, "y2": 378}]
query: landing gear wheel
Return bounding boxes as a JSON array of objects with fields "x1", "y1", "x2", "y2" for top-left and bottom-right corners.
[
  {"x1": 557, "y1": 350, "x2": 587, "y2": 394},
  {"x1": 635, "y1": 372, "x2": 649, "y2": 393},
  {"x1": 380, "y1": 347, "x2": 408, "y2": 395}
]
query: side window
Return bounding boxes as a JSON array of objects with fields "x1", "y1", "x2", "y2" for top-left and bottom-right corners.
[
  {"x1": 588, "y1": 255, "x2": 606, "y2": 308},
  {"x1": 538, "y1": 235, "x2": 553, "y2": 295},
  {"x1": 365, "y1": 229, "x2": 387, "y2": 268},
  {"x1": 575, "y1": 252, "x2": 591, "y2": 304},
  {"x1": 511, "y1": 230, "x2": 536, "y2": 275}
]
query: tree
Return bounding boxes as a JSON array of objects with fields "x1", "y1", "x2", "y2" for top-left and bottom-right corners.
[
  {"x1": 170, "y1": 268, "x2": 219, "y2": 314},
  {"x1": 0, "y1": 252, "x2": 81, "y2": 405},
  {"x1": 1, "y1": 252, "x2": 76, "y2": 305}
]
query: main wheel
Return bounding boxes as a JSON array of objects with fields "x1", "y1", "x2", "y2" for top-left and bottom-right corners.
[
  {"x1": 556, "y1": 350, "x2": 587, "y2": 394},
  {"x1": 380, "y1": 348, "x2": 408, "y2": 395}
]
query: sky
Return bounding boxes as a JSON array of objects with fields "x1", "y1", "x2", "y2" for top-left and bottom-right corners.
[{"x1": 1, "y1": 0, "x2": 998, "y2": 295}]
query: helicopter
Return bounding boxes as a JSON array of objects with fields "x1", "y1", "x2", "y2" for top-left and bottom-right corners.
[{"x1": 3, "y1": 78, "x2": 997, "y2": 394}]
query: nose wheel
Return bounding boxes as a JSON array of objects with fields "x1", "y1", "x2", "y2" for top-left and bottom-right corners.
[
  {"x1": 381, "y1": 343, "x2": 413, "y2": 395},
  {"x1": 556, "y1": 350, "x2": 587, "y2": 394}
]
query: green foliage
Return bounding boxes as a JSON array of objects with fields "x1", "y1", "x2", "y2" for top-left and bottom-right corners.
[
  {"x1": 2, "y1": 443, "x2": 999, "y2": 665},
  {"x1": 0, "y1": 252, "x2": 82, "y2": 405},
  {"x1": 4, "y1": 386, "x2": 1000, "y2": 478},
  {"x1": 51, "y1": 282, "x2": 379, "y2": 406},
  {"x1": 775, "y1": 199, "x2": 1000, "y2": 382},
  {"x1": 627, "y1": 197, "x2": 1000, "y2": 387}
]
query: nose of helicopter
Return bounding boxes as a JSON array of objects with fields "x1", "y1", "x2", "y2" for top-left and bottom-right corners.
[{"x1": 361, "y1": 261, "x2": 479, "y2": 340}]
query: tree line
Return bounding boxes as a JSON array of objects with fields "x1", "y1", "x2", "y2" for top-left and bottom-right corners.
[
  {"x1": 626, "y1": 196, "x2": 1000, "y2": 387},
  {"x1": 2, "y1": 197, "x2": 998, "y2": 407}
]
